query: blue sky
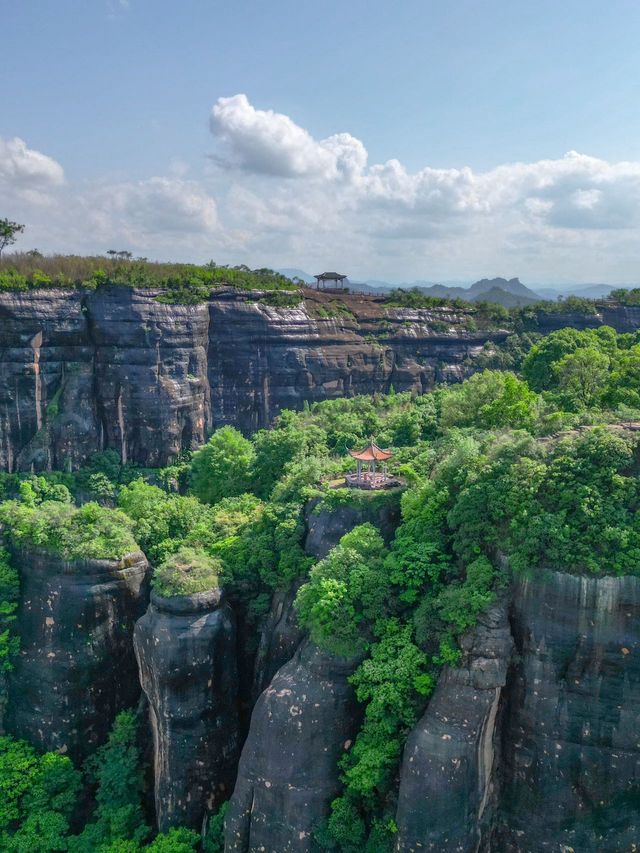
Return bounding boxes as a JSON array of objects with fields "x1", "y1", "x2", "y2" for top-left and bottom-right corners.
[{"x1": 3, "y1": 0, "x2": 640, "y2": 283}]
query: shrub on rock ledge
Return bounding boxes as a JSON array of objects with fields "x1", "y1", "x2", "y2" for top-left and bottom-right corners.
[{"x1": 152, "y1": 546, "x2": 221, "y2": 598}]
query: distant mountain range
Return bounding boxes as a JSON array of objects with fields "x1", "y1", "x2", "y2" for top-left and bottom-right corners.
[
  {"x1": 278, "y1": 269, "x2": 637, "y2": 308},
  {"x1": 408, "y1": 277, "x2": 541, "y2": 307}
]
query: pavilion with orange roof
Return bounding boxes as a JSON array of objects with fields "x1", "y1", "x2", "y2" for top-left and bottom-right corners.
[{"x1": 345, "y1": 439, "x2": 398, "y2": 490}]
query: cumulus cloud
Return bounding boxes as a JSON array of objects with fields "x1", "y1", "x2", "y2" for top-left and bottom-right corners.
[
  {"x1": 208, "y1": 96, "x2": 640, "y2": 249},
  {"x1": 210, "y1": 94, "x2": 367, "y2": 180},
  {"x1": 0, "y1": 136, "x2": 64, "y2": 190},
  {"x1": 8, "y1": 103, "x2": 640, "y2": 281}
]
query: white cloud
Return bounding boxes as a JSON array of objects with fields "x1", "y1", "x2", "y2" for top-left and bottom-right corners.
[
  {"x1": 95, "y1": 177, "x2": 218, "y2": 234},
  {"x1": 0, "y1": 137, "x2": 64, "y2": 190},
  {"x1": 210, "y1": 94, "x2": 367, "y2": 180},
  {"x1": 8, "y1": 102, "x2": 640, "y2": 281}
]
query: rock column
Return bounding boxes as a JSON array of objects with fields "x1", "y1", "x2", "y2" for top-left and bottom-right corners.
[
  {"x1": 134, "y1": 588, "x2": 239, "y2": 832},
  {"x1": 225, "y1": 640, "x2": 362, "y2": 853}
]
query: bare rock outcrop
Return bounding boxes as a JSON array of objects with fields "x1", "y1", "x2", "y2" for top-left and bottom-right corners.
[
  {"x1": 224, "y1": 640, "x2": 362, "y2": 853},
  {"x1": 395, "y1": 600, "x2": 513, "y2": 852},
  {"x1": 495, "y1": 571, "x2": 640, "y2": 851},
  {"x1": 304, "y1": 493, "x2": 402, "y2": 560},
  {"x1": 6, "y1": 548, "x2": 149, "y2": 761},
  {"x1": 134, "y1": 588, "x2": 239, "y2": 832}
]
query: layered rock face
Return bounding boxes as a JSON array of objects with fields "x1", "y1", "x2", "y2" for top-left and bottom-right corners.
[
  {"x1": 495, "y1": 571, "x2": 640, "y2": 851},
  {"x1": 207, "y1": 295, "x2": 501, "y2": 433},
  {"x1": 0, "y1": 287, "x2": 210, "y2": 471},
  {"x1": 134, "y1": 589, "x2": 239, "y2": 832},
  {"x1": 2, "y1": 286, "x2": 638, "y2": 472},
  {"x1": 224, "y1": 641, "x2": 362, "y2": 853},
  {"x1": 0, "y1": 288, "x2": 510, "y2": 470},
  {"x1": 6, "y1": 548, "x2": 149, "y2": 761},
  {"x1": 395, "y1": 601, "x2": 513, "y2": 852}
]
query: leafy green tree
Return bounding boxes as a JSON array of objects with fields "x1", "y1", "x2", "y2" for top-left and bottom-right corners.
[
  {"x1": 145, "y1": 827, "x2": 200, "y2": 852},
  {"x1": 0, "y1": 501, "x2": 138, "y2": 560},
  {"x1": 68, "y1": 710, "x2": 149, "y2": 852},
  {"x1": 251, "y1": 423, "x2": 326, "y2": 498},
  {"x1": 439, "y1": 371, "x2": 539, "y2": 432},
  {"x1": 521, "y1": 326, "x2": 618, "y2": 393},
  {"x1": 88, "y1": 473, "x2": 117, "y2": 504},
  {"x1": 203, "y1": 801, "x2": 228, "y2": 853},
  {"x1": 295, "y1": 525, "x2": 390, "y2": 655},
  {"x1": 0, "y1": 546, "x2": 20, "y2": 719},
  {"x1": 555, "y1": 347, "x2": 610, "y2": 409},
  {"x1": 118, "y1": 480, "x2": 213, "y2": 563},
  {"x1": 190, "y1": 427, "x2": 255, "y2": 504},
  {"x1": 0, "y1": 736, "x2": 81, "y2": 851},
  {"x1": 0, "y1": 219, "x2": 25, "y2": 258},
  {"x1": 605, "y1": 344, "x2": 640, "y2": 408}
]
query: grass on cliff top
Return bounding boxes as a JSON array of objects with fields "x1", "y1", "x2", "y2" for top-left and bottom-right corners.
[
  {"x1": 0, "y1": 254, "x2": 298, "y2": 304},
  {"x1": 0, "y1": 499, "x2": 139, "y2": 560},
  {"x1": 152, "y1": 546, "x2": 221, "y2": 597}
]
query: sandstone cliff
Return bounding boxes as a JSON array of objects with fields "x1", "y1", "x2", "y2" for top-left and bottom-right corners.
[
  {"x1": 496, "y1": 570, "x2": 640, "y2": 851},
  {"x1": 224, "y1": 641, "x2": 362, "y2": 853},
  {"x1": 6, "y1": 547, "x2": 149, "y2": 761},
  {"x1": 395, "y1": 600, "x2": 513, "y2": 852},
  {"x1": 2, "y1": 286, "x2": 638, "y2": 472},
  {"x1": 394, "y1": 571, "x2": 640, "y2": 852},
  {"x1": 0, "y1": 287, "x2": 510, "y2": 470}
]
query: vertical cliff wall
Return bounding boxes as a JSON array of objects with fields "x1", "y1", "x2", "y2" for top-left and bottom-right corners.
[
  {"x1": 134, "y1": 588, "x2": 239, "y2": 832},
  {"x1": 0, "y1": 287, "x2": 510, "y2": 470},
  {"x1": 6, "y1": 548, "x2": 149, "y2": 761},
  {"x1": 495, "y1": 571, "x2": 640, "y2": 851},
  {"x1": 393, "y1": 571, "x2": 640, "y2": 852},
  {"x1": 224, "y1": 641, "x2": 362, "y2": 853},
  {"x1": 2, "y1": 285, "x2": 639, "y2": 472}
]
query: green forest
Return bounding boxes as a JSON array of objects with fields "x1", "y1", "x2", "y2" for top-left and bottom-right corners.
[{"x1": 1, "y1": 324, "x2": 640, "y2": 851}]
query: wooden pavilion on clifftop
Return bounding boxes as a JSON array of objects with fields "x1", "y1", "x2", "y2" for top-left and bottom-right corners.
[
  {"x1": 345, "y1": 439, "x2": 399, "y2": 490},
  {"x1": 314, "y1": 271, "x2": 347, "y2": 291}
]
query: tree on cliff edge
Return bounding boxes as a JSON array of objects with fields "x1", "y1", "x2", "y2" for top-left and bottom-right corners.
[{"x1": 0, "y1": 219, "x2": 25, "y2": 258}]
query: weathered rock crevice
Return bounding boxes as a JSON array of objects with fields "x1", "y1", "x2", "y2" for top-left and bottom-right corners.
[{"x1": 134, "y1": 588, "x2": 239, "y2": 832}]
